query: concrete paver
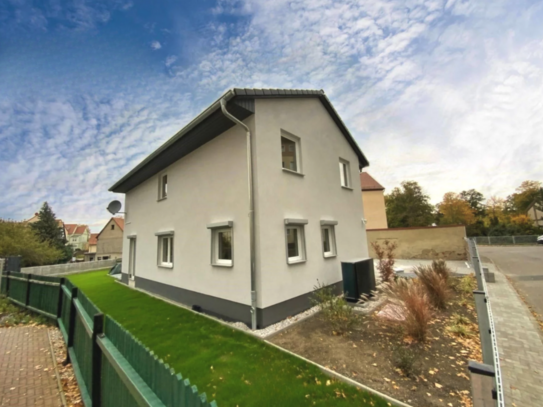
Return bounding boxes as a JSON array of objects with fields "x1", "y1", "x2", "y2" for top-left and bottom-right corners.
[
  {"x1": 484, "y1": 262, "x2": 543, "y2": 407},
  {"x1": 0, "y1": 326, "x2": 63, "y2": 407}
]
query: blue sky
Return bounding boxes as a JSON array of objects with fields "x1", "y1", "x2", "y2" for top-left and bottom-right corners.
[{"x1": 1, "y1": 0, "x2": 542, "y2": 231}]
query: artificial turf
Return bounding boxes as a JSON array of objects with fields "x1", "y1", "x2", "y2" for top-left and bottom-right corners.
[{"x1": 69, "y1": 270, "x2": 388, "y2": 407}]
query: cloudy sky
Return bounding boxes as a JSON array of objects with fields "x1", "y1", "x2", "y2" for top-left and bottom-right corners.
[{"x1": 1, "y1": 0, "x2": 542, "y2": 231}]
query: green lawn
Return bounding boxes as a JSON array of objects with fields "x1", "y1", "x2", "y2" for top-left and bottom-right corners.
[{"x1": 69, "y1": 271, "x2": 388, "y2": 407}]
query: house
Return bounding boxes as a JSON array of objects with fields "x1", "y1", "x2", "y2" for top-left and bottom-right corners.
[
  {"x1": 526, "y1": 201, "x2": 543, "y2": 227},
  {"x1": 65, "y1": 224, "x2": 90, "y2": 251},
  {"x1": 95, "y1": 218, "x2": 124, "y2": 260},
  {"x1": 83, "y1": 233, "x2": 99, "y2": 261},
  {"x1": 25, "y1": 213, "x2": 66, "y2": 240},
  {"x1": 109, "y1": 88, "x2": 370, "y2": 329},
  {"x1": 360, "y1": 172, "x2": 388, "y2": 230}
]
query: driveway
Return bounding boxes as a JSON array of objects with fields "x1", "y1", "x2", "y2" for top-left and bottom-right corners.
[{"x1": 479, "y1": 245, "x2": 543, "y2": 323}]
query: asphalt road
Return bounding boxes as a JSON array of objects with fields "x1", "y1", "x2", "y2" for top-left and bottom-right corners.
[{"x1": 479, "y1": 245, "x2": 543, "y2": 321}]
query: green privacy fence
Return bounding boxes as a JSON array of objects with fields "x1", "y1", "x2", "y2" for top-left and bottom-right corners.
[{"x1": 1, "y1": 271, "x2": 217, "y2": 407}]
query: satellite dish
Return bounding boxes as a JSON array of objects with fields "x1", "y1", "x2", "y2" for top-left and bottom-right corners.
[{"x1": 106, "y1": 200, "x2": 122, "y2": 215}]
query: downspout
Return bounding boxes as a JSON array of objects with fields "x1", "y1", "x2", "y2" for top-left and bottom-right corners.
[{"x1": 220, "y1": 98, "x2": 258, "y2": 330}]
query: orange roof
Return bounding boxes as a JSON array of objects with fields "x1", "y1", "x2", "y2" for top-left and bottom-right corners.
[
  {"x1": 65, "y1": 224, "x2": 89, "y2": 236},
  {"x1": 113, "y1": 217, "x2": 125, "y2": 231},
  {"x1": 88, "y1": 233, "x2": 98, "y2": 245},
  {"x1": 360, "y1": 172, "x2": 385, "y2": 191}
]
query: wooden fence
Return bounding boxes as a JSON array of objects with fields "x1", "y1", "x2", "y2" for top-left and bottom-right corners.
[{"x1": 1, "y1": 271, "x2": 217, "y2": 407}]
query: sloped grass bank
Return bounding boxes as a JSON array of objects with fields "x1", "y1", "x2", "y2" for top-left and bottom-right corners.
[{"x1": 70, "y1": 271, "x2": 388, "y2": 407}]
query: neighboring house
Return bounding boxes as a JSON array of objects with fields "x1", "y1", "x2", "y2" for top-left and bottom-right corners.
[
  {"x1": 65, "y1": 224, "x2": 91, "y2": 251},
  {"x1": 526, "y1": 201, "x2": 543, "y2": 227},
  {"x1": 360, "y1": 172, "x2": 388, "y2": 230},
  {"x1": 84, "y1": 233, "x2": 99, "y2": 261},
  {"x1": 95, "y1": 218, "x2": 124, "y2": 260},
  {"x1": 25, "y1": 213, "x2": 66, "y2": 240},
  {"x1": 109, "y1": 88, "x2": 370, "y2": 329}
]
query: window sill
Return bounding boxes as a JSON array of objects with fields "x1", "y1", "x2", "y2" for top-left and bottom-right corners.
[
  {"x1": 323, "y1": 253, "x2": 337, "y2": 259},
  {"x1": 158, "y1": 264, "x2": 173, "y2": 269},
  {"x1": 341, "y1": 185, "x2": 353, "y2": 191},
  {"x1": 157, "y1": 197, "x2": 168, "y2": 202},
  {"x1": 282, "y1": 168, "x2": 305, "y2": 177},
  {"x1": 212, "y1": 263, "x2": 233, "y2": 268},
  {"x1": 287, "y1": 258, "x2": 306, "y2": 265}
]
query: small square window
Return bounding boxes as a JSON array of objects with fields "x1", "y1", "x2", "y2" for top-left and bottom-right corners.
[
  {"x1": 281, "y1": 132, "x2": 302, "y2": 173},
  {"x1": 339, "y1": 159, "x2": 351, "y2": 188},
  {"x1": 211, "y1": 228, "x2": 233, "y2": 267},
  {"x1": 285, "y1": 225, "x2": 306, "y2": 264},
  {"x1": 159, "y1": 173, "x2": 168, "y2": 200},
  {"x1": 321, "y1": 225, "x2": 337, "y2": 258},
  {"x1": 111, "y1": 224, "x2": 115, "y2": 230},
  {"x1": 158, "y1": 235, "x2": 173, "y2": 267}
]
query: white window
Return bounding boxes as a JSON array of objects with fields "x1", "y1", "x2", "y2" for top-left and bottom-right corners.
[
  {"x1": 159, "y1": 173, "x2": 168, "y2": 200},
  {"x1": 157, "y1": 234, "x2": 173, "y2": 268},
  {"x1": 339, "y1": 159, "x2": 351, "y2": 188},
  {"x1": 320, "y1": 222, "x2": 338, "y2": 258},
  {"x1": 281, "y1": 132, "x2": 302, "y2": 173},
  {"x1": 284, "y1": 219, "x2": 307, "y2": 264},
  {"x1": 207, "y1": 221, "x2": 234, "y2": 267}
]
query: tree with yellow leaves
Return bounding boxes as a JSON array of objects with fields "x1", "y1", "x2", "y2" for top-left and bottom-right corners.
[{"x1": 437, "y1": 192, "x2": 476, "y2": 225}]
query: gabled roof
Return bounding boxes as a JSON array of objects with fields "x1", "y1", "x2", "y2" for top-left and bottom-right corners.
[
  {"x1": 88, "y1": 233, "x2": 98, "y2": 245},
  {"x1": 96, "y1": 217, "x2": 125, "y2": 239},
  {"x1": 110, "y1": 88, "x2": 369, "y2": 193},
  {"x1": 65, "y1": 224, "x2": 89, "y2": 236},
  {"x1": 360, "y1": 172, "x2": 385, "y2": 191}
]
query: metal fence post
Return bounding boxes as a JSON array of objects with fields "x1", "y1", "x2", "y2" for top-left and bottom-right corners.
[
  {"x1": 56, "y1": 278, "x2": 65, "y2": 319},
  {"x1": 487, "y1": 236, "x2": 491, "y2": 245},
  {"x1": 63, "y1": 287, "x2": 78, "y2": 365},
  {"x1": 473, "y1": 290, "x2": 494, "y2": 365},
  {"x1": 25, "y1": 274, "x2": 32, "y2": 307},
  {"x1": 472, "y1": 256, "x2": 484, "y2": 291},
  {"x1": 5, "y1": 271, "x2": 10, "y2": 297},
  {"x1": 92, "y1": 313, "x2": 104, "y2": 407},
  {"x1": 512, "y1": 236, "x2": 516, "y2": 245}
]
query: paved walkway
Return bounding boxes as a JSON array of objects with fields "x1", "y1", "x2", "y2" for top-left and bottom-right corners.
[
  {"x1": 484, "y1": 262, "x2": 543, "y2": 406},
  {"x1": 0, "y1": 326, "x2": 63, "y2": 407}
]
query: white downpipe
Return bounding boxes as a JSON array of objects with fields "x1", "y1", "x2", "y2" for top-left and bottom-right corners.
[{"x1": 220, "y1": 98, "x2": 258, "y2": 330}]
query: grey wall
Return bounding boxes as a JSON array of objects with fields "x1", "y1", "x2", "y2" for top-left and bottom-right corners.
[{"x1": 21, "y1": 259, "x2": 117, "y2": 276}]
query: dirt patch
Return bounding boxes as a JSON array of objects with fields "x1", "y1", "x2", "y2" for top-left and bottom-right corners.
[
  {"x1": 49, "y1": 327, "x2": 83, "y2": 407},
  {"x1": 269, "y1": 290, "x2": 480, "y2": 407}
]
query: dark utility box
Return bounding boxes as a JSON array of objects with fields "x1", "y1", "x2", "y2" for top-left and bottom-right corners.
[
  {"x1": 4, "y1": 256, "x2": 21, "y2": 273},
  {"x1": 341, "y1": 258, "x2": 376, "y2": 302}
]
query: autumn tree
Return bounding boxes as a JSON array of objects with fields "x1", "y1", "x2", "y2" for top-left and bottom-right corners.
[
  {"x1": 437, "y1": 192, "x2": 476, "y2": 225},
  {"x1": 506, "y1": 181, "x2": 542, "y2": 214},
  {"x1": 0, "y1": 220, "x2": 63, "y2": 266},
  {"x1": 459, "y1": 189, "x2": 486, "y2": 217},
  {"x1": 385, "y1": 181, "x2": 435, "y2": 228}
]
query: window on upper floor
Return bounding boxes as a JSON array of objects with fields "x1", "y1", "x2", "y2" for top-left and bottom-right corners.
[
  {"x1": 159, "y1": 173, "x2": 168, "y2": 200},
  {"x1": 111, "y1": 224, "x2": 115, "y2": 230},
  {"x1": 281, "y1": 132, "x2": 302, "y2": 174},
  {"x1": 339, "y1": 159, "x2": 351, "y2": 188}
]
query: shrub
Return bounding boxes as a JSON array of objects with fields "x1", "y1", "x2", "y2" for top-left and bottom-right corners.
[
  {"x1": 311, "y1": 281, "x2": 358, "y2": 335},
  {"x1": 371, "y1": 239, "x2": 398, "y2": 283},
  {"x1": 414, "y1": 265, "x2": 451, "y2": 310},
  {"x1": 383, "y1": 279, "x2": 433, "y2": 342},
  {"x1": 451, "y1": 313, "x2": 470, "y2": 326},
  {"x1": 392, "y1": 345, "x2": 419, "y2": 377},
  {"x1": 431, "y1": 259, "x2": 452, "y2": 284},
  {"x1": 456, "y1": 274, "x2": 477, "y2": 295}
]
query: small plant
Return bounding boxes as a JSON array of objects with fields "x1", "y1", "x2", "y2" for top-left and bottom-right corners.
[
  {"x1": 447, "y1": 323, "x2": 473, "y2": 337},
  {"x1": 371, "y1": 239, "x2": 398, "y2": 283},
  {"x1": 414, "y1": 265, "x2": 451, "y2": 310},
  {"x1": 383, "y1": 279, "x2": 433, "y2": 342},
  {"x1": 457, "y1": 274, "x2": 477, "y2": 295},
  {"x1": 392, "y1": 345, "x2": 419, "y2": 377},
  {"x1": 311, "y1": 280, "x2": 358, "y2": 335},
  {"x1": 451, "y1": 313, "x2": 470, "y2": 326}
]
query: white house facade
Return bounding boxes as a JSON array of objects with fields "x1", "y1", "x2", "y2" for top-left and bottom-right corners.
[{"x1": 110, "y1": 88, "x2": 370, "y2": 328}]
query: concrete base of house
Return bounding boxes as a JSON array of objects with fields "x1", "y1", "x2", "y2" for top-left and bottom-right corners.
[{"x1": 120, "y1": 273, "x2": 342, "y2": 328}]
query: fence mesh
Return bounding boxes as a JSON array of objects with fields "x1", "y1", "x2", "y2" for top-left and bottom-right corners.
[{"x1": 474, "y1": 235, "x2": 539, "y2": 245}]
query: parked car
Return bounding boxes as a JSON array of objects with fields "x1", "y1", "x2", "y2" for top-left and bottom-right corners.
[{"x1": 538, "y1": 235, "x2": 543, "y2": 244}]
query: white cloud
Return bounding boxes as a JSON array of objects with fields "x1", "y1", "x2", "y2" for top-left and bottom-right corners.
[
  {"x1": 151, "y1": 41, "x2": 162, "y2": 50},
  {"x1": 165, "y1": 55, "x2": 178, "y2": 67}
]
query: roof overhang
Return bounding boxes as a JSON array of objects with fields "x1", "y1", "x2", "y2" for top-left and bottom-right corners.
[{"x1": 109, "y1": 88, "x2": 369, "y2": 194}]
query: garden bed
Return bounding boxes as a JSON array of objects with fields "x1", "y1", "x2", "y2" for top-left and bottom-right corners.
[{"x1": 270, "y1": 278, "x2": 481, "y2": 407}]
